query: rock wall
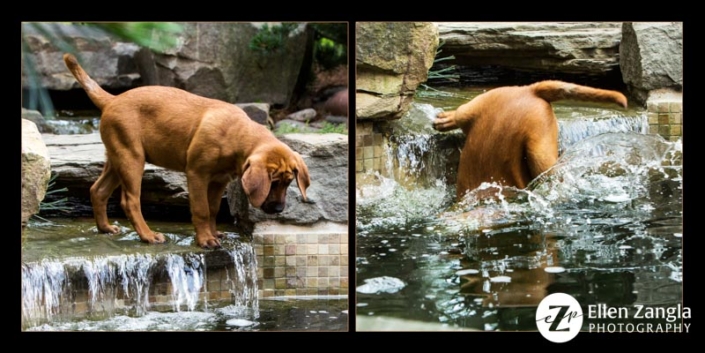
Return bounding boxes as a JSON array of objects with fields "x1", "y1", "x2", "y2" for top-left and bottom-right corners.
[
  {"x1": 355, "y1": 22, "x2": 439, "y2": 121},
  {"x1": 22, "y1": 22, "x2": 312, "y2": 107},
  {"x1": 436, "y1": 22, "x2": 623, "y2": 75}
]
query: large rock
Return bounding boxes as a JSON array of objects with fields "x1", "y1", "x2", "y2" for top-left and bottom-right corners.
[
  {"x1": 228, "y1": 133, "x2": 348, "y2": 232},
  {"x1": 22, "y1": 22, "x2": 312, "y2": 107},
  {"x1": 21, "y1": 23, "x2": 144, "y2": 91},
  {"x1": 620, "y1": 22, "x2": 683, "y2": 106},
  {"x1": 22, "y1": 119, "x2": 52, "y2": 227},
  {"x1": 42, "y1": 133, "x2": 191, "y2": 217},
  {"x1": 356, "y1": 22, "x2": 439, "y2": 121},
  {"x1": 148, "y1": 22, "x2": 312, "y2": 106},
  {"x1": 435, "y1": 22, "x2": 623, "y2": 75},
  {"x1": 22, "y1": 108, "x2": 54, "y2": 133}
]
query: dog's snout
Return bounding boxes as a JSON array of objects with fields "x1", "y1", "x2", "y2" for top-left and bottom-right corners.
[{"x1": 261, "y1": 202, "x2": 285, "y2": 214}]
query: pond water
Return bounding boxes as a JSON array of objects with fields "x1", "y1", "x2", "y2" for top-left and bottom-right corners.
[
  {"x1": 355, "y1": 86, "x2": 683, "y2": 331},
  {"x1": 25, "y1": 295, "x2": 349, "y2": 332}
]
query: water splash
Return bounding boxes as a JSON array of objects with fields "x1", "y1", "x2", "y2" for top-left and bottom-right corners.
[{"x1": 356, "y1": 172, "x2": 453, "y2": 233}]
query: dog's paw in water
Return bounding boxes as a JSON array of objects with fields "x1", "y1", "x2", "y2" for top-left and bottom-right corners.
[
  {"x1": 98, "y1": 224, "x2": 121, "y2": 235},
  {"x1": 141, "y1": 232, "x2": 166, "y2": 244},
  {"x1": 432, "y1": 111, "x2": 458, "y2": 132},
  {"x1": 196, "y1": 234, "x2": 222, "y2": 249}
]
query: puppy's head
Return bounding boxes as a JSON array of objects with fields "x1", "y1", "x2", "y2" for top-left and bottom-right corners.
[{"x1": 241, "y1": 147, "x2": 310, "y2": 214}]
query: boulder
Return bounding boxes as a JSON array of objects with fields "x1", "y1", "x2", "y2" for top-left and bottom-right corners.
[
  {"x1": 620, "y1": 22, "x2": 683, "y2": 106},
  {"x1": 22, "y1": 108, "x2": 54, "y2": 133},
  {"x1": 237, "y1": 103, "x2": 271, "y2": 126},
  {"x1": 356, "y1": 22, "x2": 439, "y2": 121},
  {"x1": 228, "y1": 133, "x2": 348, "y2": 232},
  {"x1": 149, "y1": 22, "x2": 312, "y2": 106},
  {"x1": 21, "y1": 23, "x2": 144, "y2": 91},
  {"x1": 435, "y1": 22, "x2": 623, "y2": 75},
  {"x1": 41, "y1": 133, "x2": 190, "y2": 217},
  {"x1": 21, "y1": 119, "x2": 52, "y2": 227}
]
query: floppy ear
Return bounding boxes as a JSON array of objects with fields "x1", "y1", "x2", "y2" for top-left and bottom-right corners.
[
  {"x1": 241, "y1": 157, "x2": 271, "y2": 208},
  {"x1": 293, "y1": 152, "x2": 311, "y2": 202}
]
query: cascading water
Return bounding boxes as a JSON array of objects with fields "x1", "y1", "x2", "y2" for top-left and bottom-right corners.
[{"x1": 21, "y1": 240, "x2": 260, "y2": 331}]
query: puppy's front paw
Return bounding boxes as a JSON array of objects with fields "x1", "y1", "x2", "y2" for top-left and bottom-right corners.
[
  {"x1": 99, "y1": 224, "x2": 120, "y2": 234},
  {"x1": 142, "y1": 232, "x2": 166, "y2": 244}
]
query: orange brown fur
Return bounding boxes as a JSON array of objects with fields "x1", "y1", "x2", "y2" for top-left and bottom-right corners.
[
  {"x1": 432, "y1": 80, "x2": 627, "y2": 199},
  {"x1": 63, "y1": 53, "x2": 310, "y2": 248}
]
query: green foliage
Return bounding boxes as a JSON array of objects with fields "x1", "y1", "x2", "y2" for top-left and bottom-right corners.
[
  {"x1": 318, "y1": 121, "x2": 347, "y2": 134},
  {"x1": 426, "y1": 39, "x2": 460, "y2": 82},
  {"x1": 312, "y1": 23, "x2": 347, "y2": 69},
  {"x1": 310, "y1": 23, "x2": 347, "y2": 44},
  {"x1": 274, "y1": 122, "x2": 306, "y2": 135},
  {"x1": 274, "y1": 121, "x2": 347, "y2": 135},
  {"x1": 249, "y1": 23, "x2": 300, "y2": 54},
  {"x1": 314, "y1": 37, "x2": 347, "y2": 69},
  {"x1": 32, "y1": 173, "x2": 71, "y2": 222},
  {"x1": 418, "y1": 40, "x2": 460, "y2": 98},
  {"x1": 85, "y1": 22, "x2": 184, "y2": 53}
]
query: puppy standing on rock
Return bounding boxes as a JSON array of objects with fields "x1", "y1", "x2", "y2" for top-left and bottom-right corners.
[
  {"x1": 432, "y1": 80, "x2": 627, "y2": 200},
  {"x1": 63, "y1": 53, "x2": 310, "y2": 248}
]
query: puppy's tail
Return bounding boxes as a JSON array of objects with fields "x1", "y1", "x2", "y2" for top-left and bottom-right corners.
[
  {"x1": 63, "y1": 53, "x2": 114, "y2": 110},
  {"x1": 531, "y1": 80, "x2": 628, "y2": 109}
]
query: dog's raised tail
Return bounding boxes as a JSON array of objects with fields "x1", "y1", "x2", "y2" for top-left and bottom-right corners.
[
  {"x1": 531, "y1": 80, "x2": 628, "y2": 109},
  {"x1": 63, "y1": 53, "x2": 114, "y2": 110}
]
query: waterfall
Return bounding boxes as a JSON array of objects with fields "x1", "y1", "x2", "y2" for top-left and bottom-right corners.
[
  {"x1": 21, "y1": 244, "x2": 260, "y2": 329},
  {"x1": 558, "y1": 113, "x2": 649, "y2": 153},
  {"x1": 227, "y1": 242, "x2": 260, "y2": 314}
]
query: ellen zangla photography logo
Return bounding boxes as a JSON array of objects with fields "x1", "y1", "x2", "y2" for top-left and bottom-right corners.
[{"x1": 536, "y1": 293, "x2": 583, "y2": 343}]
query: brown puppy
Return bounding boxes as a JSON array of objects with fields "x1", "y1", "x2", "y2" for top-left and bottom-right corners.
[
  {"x1": 432, "y1": 80, "x2": 627, "y2": 199},
  {"x1": 63, "y1": 53, "x2": 310, "y2": 248}
]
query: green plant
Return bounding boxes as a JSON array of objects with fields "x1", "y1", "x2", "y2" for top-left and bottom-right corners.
[
  {"x1": 22, "y1": 22, "x2": 183, "y2": 119},
  {"x1": 426, "y1": 39, "x2": 460, "y2": 83},
  {"x1": 249, "y1": 23, "x2": 300, "y2": 54},
  {"x1": 273, "y1": 121, "x2": 347, "y2": 135},
  {"x1": 318, "y1": 121, "x2": 347, "y2": 134},
  {"x1": 417, "y1": 40, "x2": 460, "y2": 99},
  {"x1": 274, "y1": 122, "x2": 308, "y2": 135},
  {"x1": 32, "y1": 173, "x2": 71, "y2": 222},
  {"x1": 310, "y1": 23, "x2": 347, "y2": 69}
]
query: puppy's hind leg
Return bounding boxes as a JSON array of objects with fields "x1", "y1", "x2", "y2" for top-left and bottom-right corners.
[
  {"x1": 90, "y1": 159, "x2": 121, "y2": 234},
  {"x1": 432, "y1": 110, "x2": 459, "y2": 132},
  {"x1": 112, "y1": 151, "x2": 166, "y2": 244}
]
